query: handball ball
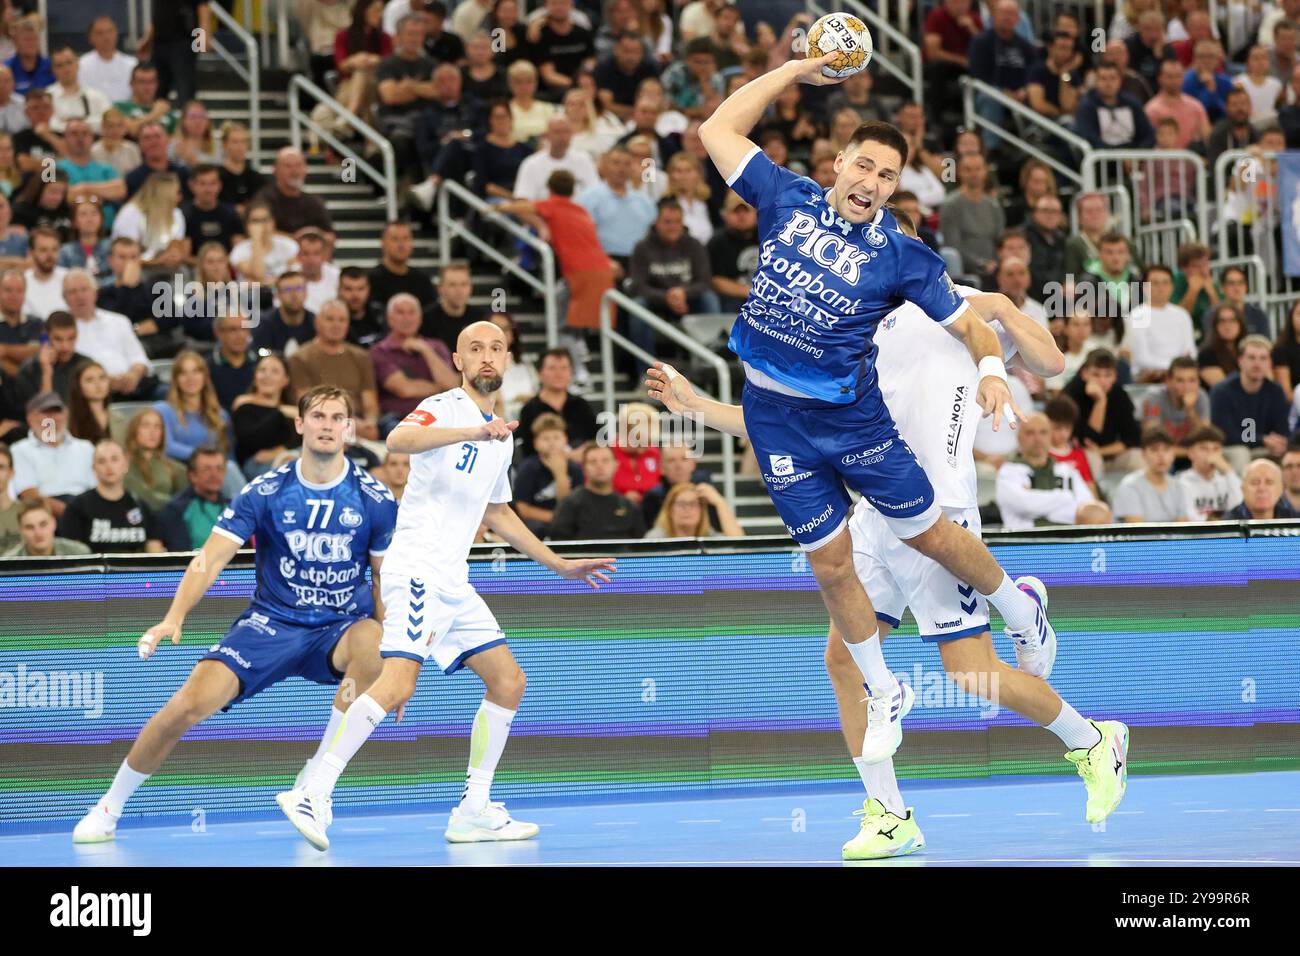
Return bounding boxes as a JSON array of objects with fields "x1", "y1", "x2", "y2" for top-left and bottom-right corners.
[{"x1": 806, "y1": 13, "x2": 874, "y2": 79}]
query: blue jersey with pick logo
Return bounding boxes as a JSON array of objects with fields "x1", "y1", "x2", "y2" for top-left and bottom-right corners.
[
  {"x1": 213, "y1": 459, "x2": 398, "y2": 627},
  {"x1": 725, "y1": 146, "x2": 970, "y2": 404}
]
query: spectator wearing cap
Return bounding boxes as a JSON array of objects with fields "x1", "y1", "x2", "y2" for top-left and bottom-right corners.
[
  {"x1": 708, "y1": 191, "x2": 759, "y2": 315},
  {"x1": 8, "y1": 390, "x2": 96, "y2": 518},
  {"x1": 547, "y1": 442, "x2": 646, "y2": 540},
  {"x1": 14, "y1": 311, "x2": 91, "y2": 406},
  {"x1": 577, "y1": 145, "x2": 657, "y2": 274},
  {"x1": 156, "y1": 446, "x2": 233, "y2": 551},
  {"x1": 371, "y1": 292, "x2": 459, "y2": 435},
  {"x1": 512, "y1": 411, "x2": 584, "y2": 534},
  {"x1": 996, "y1": 412, "x2": 1110, "y2": 530},
  {"x1": 1210, "y1": 335, "x2": 1292, "y2": 472},
  {"x1": 58, "y1": 438, "x2": 165, "y2": 553},
  {"x1": 1063, "y1": 347, "x2": 1143, "y2": 477},
  {"x1": 1224, "y1": 458, "x2": 1300, "y2": 519},
  {"x1": 593, "y1": 30, "x2": 660, "y2": 122},
  {"x1": 3, "y1": 497, "x2": 92, "y2": 556},
  {"x1": 5, "y1": 15, "x2": 53, "y2": 97},
  {"x1": 498, "y1": 169, "x2": 616, "y2": 334},
  {"x1": 1121, "y1": 265, "x2": 1196, "y2": 383},
  {"x1": 1179, "y1": 425, "x2": 1243, "y2": 518},
  {"x1": 1076, "y1": 61, "x2": 1156, "y2": 149},
  {"x1": 79, "y1": 16, "x2": 138, "y2": 104},
  {"x1": 1111, "y1": 426, "x2": 1200, "y2": 522}
]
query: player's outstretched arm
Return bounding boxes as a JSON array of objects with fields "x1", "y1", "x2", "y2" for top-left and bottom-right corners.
[
  {"x1": 387, "y1": 418, "x2": 518, "y2": 454},
  {"x1": 699, "y1": 54, "x2": 840, "y2": 181},
  {"x1": 138, "y1": 532, "x2": 243, "y2": 659},
  {"x1": 966, "y1": 292, "x2": 1065, "y2": 378},
  {"x1": 644, "y1": 362, "x2": 748, "y2": 439},
  {"x1": 482, "y1": 502, "x2": 617, "y2": 589},
  {"x1": 944, "y1": 308, "x2": 1028, "y2": 433}
]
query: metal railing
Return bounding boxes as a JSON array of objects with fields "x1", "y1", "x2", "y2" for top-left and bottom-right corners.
[
  {"x1": 961, "y1": 77, "x2": 1092, "y2": 188},
  {"x1": 436, "y1": 178, "x2": 559, "y2": 348},
  {"x1": 209, "y1": 2, "x2": 261, "y2": 159},
  {"x1": 1082, "y1": 149, "x2": 1210, "y2": 258},
  {"x1": 599, "y1": 289, "x2": 736, "y2": 506},
  {"x1": 1071, "y1": 184, "x2": 1134, "y2": 241},
  {"x1": 1212, "y1": 148, "x2": 1298, "y2": 309},
  {"x1": 1208, "y1": 254, "x2": 1274, "y2": 336},
  {"x1": 288, "y1": 74, "x2": 398, "y2": 219}
]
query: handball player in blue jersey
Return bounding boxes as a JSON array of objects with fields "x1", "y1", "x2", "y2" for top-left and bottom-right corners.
[
  {"x1": 72, "y1": 385, "x2": 398, "y2": 844},
  {"x1": 697, "y1": 52, "x2": 1056, "y2": 761}
]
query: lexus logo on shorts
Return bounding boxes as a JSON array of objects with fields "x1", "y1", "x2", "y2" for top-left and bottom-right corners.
[{"x1": 769, "y1": 455, "x2": 794, "y2": 476}]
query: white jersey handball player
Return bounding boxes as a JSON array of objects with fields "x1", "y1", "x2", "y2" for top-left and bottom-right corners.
[
  {"x1": 278, "y1": 321, "x2": 617, "y2": 851},
  {"x1": 646, "y1": 210, "x2": 1129, "y2": 860}
]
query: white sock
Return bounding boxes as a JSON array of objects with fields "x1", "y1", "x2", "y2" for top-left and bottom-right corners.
[
  {"x1": 307, "y1": 707, "x2": 346, "y2": 767},
  {"x1": 842, "y1": 632, "x2": 895, "y2": 693},
  {"x1": 459, "y1": 699, "x2": 516, "y2": 814},
  {"x1": 985, "y1": 574, "x2": 1036, "y2": 633},
  {"x1": 853, "y1": 755, "x2": 906, "y2": 816},
  {"x1": 1045, "y1": 701, "x2": 1102, "y2": 751},
  {"x1": 308, "y1": 694, "x2": 387, "y2": 795},
  {"x1": 101, "y1": 760, "x2": 150, "y2": 816}
]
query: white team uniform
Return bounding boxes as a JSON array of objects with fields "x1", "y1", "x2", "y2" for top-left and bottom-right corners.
[
  {"x1": 379, "y1": 389, "x2": 515, "y2": 673},
  {"x1": 849, "y1": 286, "x2": 1018, "y2": 642}
]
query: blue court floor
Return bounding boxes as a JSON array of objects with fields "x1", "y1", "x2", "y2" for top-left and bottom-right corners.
[{"x1": 6, "y1": 772, "x2": 1299, "y2": 867}]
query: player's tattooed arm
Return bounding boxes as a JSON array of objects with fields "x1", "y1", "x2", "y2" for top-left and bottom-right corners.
[
  {"x1": 965, "y1": 292, "x2": 1065, "y2": 378},
  {"x1": 138, "y1": 532, "x2": 243, "y2": 659},
  {"x1": 644, "y1": 362, "x2": 748, "y2": 439}
]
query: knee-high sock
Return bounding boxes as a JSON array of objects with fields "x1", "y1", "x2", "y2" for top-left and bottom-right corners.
[
  {"x1": 842, "y1": 631, "x2": 895, "y2": 692},
  {"x1": 308, "y1": 707, "x2": 346, "y2": 766},
  {"x1": 984, "y1": 574, "x2": 1036, "y2": 633},
  {"x1": 459, "y1": 700, "x2": 516, "y2": 814},
  {"x1": 102, "y1": 760, "x2": 150, "y2": 816},
  {"x1": 308, "y1": 694, "x2": 387, "y2": 795},
  {"x1": 853, "y1": 755, "x2": 905, "y2": 816}
]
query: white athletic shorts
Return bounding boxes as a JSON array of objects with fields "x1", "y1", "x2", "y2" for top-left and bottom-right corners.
[
  {"x1": 848, "y1": 501, "x2": 991, "y2": 643},
  {"x1": 379, "y1": 570, "x2": 506, "y2": 674}
]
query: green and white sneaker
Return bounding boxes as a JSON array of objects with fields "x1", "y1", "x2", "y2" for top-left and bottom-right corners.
[
  {"x1": 445, "y1": 802, "x2": 540, "y2": 843},
  {"x1": 1065, "y1": 719, "x2": 1130, "y2": 824},
  {"x1": 842, "y1": 798, "x2": 925, "y2": 861}
]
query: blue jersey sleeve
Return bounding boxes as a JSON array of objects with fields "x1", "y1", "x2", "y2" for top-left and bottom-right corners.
[
  {"x1": 726, "y1": 146, "x2": 800, "y2": 213},
  {"x1": 213, "y1": 476, "x2": 268, "y2": 546},
  {"x1": 894, "y1": 234, "x2": 969, "y2": 327},
  {"x1": 364, "y1": 484, "x2": 398, "y2": 556}
]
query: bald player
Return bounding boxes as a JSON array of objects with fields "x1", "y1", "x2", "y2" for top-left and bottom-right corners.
[{"x1": 279, "y1": 321, "x2": 618, "y2": 850}]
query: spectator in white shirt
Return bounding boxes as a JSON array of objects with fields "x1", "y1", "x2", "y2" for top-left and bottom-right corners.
[
  {"x1": 513, "y1": 115, "x2": 599, "y2": 201},
  {"x1": 0, "y1": 65, "x2": 26, "y2": 135},
  {"x1": 9, "y1": 390, "x2": 95, "y2": 518},
  {"x1": 296, "y1": 229, "x2": 340, "y2": 314},
  {"x1": 1121, "y1": 265, "x2": 1196, "y2": 383},
  {"x1": 78, "y1": 16, "x2": 138, "y2": 104},
  {"x1": 47, "y1": 46, "x2": 114, "y2": 135},
  {"x1": 61, "y1": 268, "x2": 151, "y2": 399},
  {"x1": 1111, "y1": 426, "x2": 1200, "y2": 522},
  {"x1": 111, "y1": 171, "x2": 187, "y2": 278},
  {"x1": 1234, "y1": 44, "x2": 1283, "y2": 129},
  {"x1": 996, "y1": 412, "x2": 1110, "y2": 529},
  {"x1": 23, "y1": 227, "x2": 69, "y2": 320},
  {"x1": 1179, "y1": 424, "x2": 1244, "y2": 519}
]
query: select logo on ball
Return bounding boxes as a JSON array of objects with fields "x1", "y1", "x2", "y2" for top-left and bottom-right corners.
[{"x1": 806, "y1": 13, "x2": 874, "y2": 79}]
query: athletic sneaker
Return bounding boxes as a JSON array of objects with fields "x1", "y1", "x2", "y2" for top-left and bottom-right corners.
[
  {"x1": 842, "y1": 798, "x2": 925, "y2": 861},
  {"x1": 1007, "y1": 575, "x2": 1057, "y2": 679},
  {"x1": 859, "y1": 680, "x2": 915, "y2": 765},
  {"x1": 1065, "y1": 719, "x2": 1130, "y2": 824},
  {"x1": 72, "y1": 803, "x2": 120, "y2": 844},
  {"x1": 445, "y1": 802, "x2": 540, "y2": 843},
  {"x1": 276, "y1": 787, "x2": 333, "y2": 851}
]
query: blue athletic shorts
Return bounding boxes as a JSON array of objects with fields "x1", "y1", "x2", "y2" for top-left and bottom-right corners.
[
  {"x1": 200, "y1": 607, "x2": 360, "y2": 708},
  {"x1": 742, "y1": 381, "x2": 940, "y2": 550}
]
